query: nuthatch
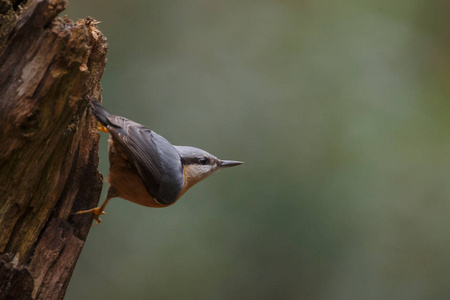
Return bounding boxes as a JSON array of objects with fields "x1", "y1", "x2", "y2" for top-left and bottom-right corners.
[{"x1": 76, "y1": 99, "x2": 243, "y2": 224}]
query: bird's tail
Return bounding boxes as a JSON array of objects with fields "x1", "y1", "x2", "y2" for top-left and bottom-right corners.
[{"x1": 90, "y1": 98, "x2": 111, "y2": 127}]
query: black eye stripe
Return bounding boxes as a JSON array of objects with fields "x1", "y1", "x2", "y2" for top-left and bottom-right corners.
[
  {"x1": 180, "y1": 157, "x2": 197, "y2": 165},
  {"x1": 181, "y1": 156, "x2": 211, "y2": 165}
]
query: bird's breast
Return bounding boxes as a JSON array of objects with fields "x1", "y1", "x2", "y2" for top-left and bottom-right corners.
[{"x1": 107, "y1": 136, "x2": 172, "y2": 208}]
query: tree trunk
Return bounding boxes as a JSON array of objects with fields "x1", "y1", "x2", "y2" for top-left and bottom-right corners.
[{"x1": 0, "y1": 0, "x2": 107, "y2": 298}]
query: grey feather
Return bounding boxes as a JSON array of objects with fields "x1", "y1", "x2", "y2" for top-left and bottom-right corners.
[{"x1": 106, "y1": 115, "x2": 184, "y2": 205}]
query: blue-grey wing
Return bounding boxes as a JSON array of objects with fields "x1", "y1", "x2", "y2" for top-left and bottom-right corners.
[{"x1": 106, "y1": 115, "x2": 184, "y2": 205}]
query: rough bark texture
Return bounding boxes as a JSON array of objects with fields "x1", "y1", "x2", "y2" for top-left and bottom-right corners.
[{"x1": 0, "y1": 0, "x2": 107, "y2": 298}]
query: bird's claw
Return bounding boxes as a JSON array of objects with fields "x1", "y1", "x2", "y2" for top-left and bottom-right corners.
[
  {"x1": 76, "y1": 207, "x2": 106, "y2": 226},
  {"x1": 98, "y1": 123, "x2": 108, "y2": 133},
  {"x1": 92, "y1": 210, "x2": 106, "y2": 226}
]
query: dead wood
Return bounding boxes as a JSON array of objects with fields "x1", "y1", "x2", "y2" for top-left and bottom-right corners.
[{"x1": 0, "y1": 0, "x2": 107, "y2": 298}]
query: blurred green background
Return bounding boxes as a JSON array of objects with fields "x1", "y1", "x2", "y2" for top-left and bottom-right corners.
[{"x1": 64, "y1": 1, "x2": 450, "y2": 299}]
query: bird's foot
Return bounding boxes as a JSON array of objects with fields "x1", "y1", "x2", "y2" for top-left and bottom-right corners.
[
  {"x1": 98, "y1": 123, "x2": 108, "y2": 133},
  {"x1": 76, "y1": 207, "x2": 106, "y2": 226}
]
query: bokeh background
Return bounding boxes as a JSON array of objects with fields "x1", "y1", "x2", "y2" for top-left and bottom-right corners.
[{"x1": 65, "y1": 1, "x2": 450, "y2": 299}]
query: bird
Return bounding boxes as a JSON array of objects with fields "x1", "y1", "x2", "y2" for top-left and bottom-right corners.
[{"x1": 76, "y1": 99, "x2": 243, "y2": 224}]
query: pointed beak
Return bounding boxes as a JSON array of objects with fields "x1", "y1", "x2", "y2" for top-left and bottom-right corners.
[{"x1": 219, "y1": 160, "x2": 244, "y2": 168}]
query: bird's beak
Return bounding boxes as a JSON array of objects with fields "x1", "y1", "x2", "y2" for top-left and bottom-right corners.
[{"x1": 219, "y1": 160, "x2": 244, "y2": 168}]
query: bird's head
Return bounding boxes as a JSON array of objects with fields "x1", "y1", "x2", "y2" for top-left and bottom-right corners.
[{"x1": 175, "y1": 146, "x2": 243, "y2": 187}]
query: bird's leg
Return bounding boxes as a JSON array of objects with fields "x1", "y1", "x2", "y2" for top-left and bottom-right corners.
[
  {"x1": 98, "y1": 123, "x2": 108, "y2": 133},
  {"x1": 76, "y1": 197, "x2": 111, "y2": 225}
]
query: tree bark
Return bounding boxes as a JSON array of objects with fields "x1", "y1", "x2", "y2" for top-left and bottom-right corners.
[{"x1": 0, "y1": 0, "x2": 107, "y2": 298}]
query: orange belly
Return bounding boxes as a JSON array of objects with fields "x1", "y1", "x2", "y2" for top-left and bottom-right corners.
[{"x1": 107, "y1": 136, "x2": 175, "y2": 208}]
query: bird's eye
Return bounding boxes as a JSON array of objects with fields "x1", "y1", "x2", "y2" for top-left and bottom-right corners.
[{"x1": 199, "y1": 157, "x2": 209, "y2": 165}]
